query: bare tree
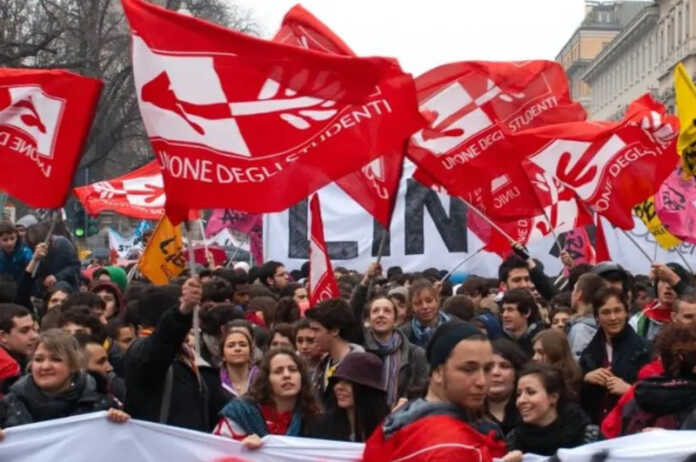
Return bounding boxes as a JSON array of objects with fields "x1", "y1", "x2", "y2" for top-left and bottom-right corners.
[{"x1": 0, "y1": 0, "x2": 258, "y2": 184}]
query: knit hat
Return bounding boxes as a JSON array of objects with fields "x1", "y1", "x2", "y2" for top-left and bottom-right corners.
[
  {"x1": 15, "y1": 215, "x2": 38, "y2": 229},
  {"x1": 426, "y1": 322, "x2": 485, "y2": 369},
  {"x1": 387, "y1": 285, "x2": 408, "y2": 300},
  {"x1": 332, "y1": 352, "x2": 385, "y2": 391},
  {"x1": 104, "y1": 266, "x2": 127, "y2": 292}
]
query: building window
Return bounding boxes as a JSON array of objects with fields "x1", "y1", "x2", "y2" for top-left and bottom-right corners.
[
  {"x1": 679, "y1": 10, "x2": 683, "y2": 44},
  {"x1": 687, "y1": 3, "x2": 691, "y2": 39}
]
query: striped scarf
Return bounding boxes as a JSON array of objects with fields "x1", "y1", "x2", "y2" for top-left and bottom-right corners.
[{"x1": 371, "y1": 330, "x2": 402, "y2": 406}]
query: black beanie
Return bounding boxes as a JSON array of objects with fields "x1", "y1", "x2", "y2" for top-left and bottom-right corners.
[{"x1": 426, "y1": 321, "x2": 485, "y2": 369}]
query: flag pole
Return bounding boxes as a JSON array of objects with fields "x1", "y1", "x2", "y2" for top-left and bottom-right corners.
[
  {"x1": 460, "y1": 198, "x2": 517, "y2": 245},
  {"x1": 674, "y1": 246, "x2": 695, "y2": 273},
  {"x1": 183, "y1": 219, "x2": 201, "y2": 360},
  {"x1": 367, "y1": 228, "x2": 389, "y2": 297},
  {"x1": 439, "y1": 246, "x2": 485, "y2": 284},
  {"x1": 31, "y1": 210, "x2": 58, "y2": 278},
  {"x1": 620, "y1": 229, "x2": 654, "y2": 264}
]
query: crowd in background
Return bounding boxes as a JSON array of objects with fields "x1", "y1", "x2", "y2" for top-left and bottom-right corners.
[{"x1": 1, "y1": 214, "x2": 696, "y2": 460}]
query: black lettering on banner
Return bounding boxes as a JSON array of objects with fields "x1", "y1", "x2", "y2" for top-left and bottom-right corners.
[
  {"x1": 288, "y1": 199, "x2": 358, "y2": 260},
  {"x1": 404, "y1": 179, "x2": 467, "y2": 255},
  {"x1": 372, "y1": 220, "x2": 391, "y2": 257}
]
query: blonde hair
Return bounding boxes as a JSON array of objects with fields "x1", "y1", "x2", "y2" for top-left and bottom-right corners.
[
  {"x1": 220, "y1": 327, "x2": 255, "y2": 361},
  {"x1": 34, "y1": 328, "x2": 83, "y2": 374}
]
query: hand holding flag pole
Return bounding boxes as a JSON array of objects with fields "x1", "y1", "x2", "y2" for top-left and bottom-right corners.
[
  {"x1": 183, "y1": 218, "x2": 202, "y2": 360},
  {"x1": 31, "y1": 211, "x2": 58, "y2": 278}
]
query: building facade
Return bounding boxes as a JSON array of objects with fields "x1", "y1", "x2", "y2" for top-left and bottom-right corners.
[
  {"x1": 557, "y1": 1, "x2": 650, "y2": 110},
  {"x1": 575, "y1": 0, "x2": 696, "y2": 119}
]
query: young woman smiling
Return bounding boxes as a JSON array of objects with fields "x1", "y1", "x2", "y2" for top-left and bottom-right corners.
[
  {"x1": 507, "y1": 363, "x2": 597, "y2": 456},
  {"x1": 0, "y1": 329, "x2": 128, "y2": 429}
]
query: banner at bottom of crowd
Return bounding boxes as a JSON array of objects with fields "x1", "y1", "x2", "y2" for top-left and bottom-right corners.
[
  {"x1": 4, "y1": 412, "x2": 696, "y2": 462},
  {"x1": 0, "y1": 412, "x2": 363, "y2": 462}
]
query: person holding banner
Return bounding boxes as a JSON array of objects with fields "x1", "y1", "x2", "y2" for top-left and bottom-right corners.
[
  {"x1": 214, "y1": 347, "x2": 320, "y2": 447},
  {"x1": 0, "y1": 329, "x2": 128, "y2": 429}
]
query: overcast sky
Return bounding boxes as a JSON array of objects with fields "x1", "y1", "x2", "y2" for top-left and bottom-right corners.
[{"x1": 229, "y1": 0, "x2": 587, "y2": 75}]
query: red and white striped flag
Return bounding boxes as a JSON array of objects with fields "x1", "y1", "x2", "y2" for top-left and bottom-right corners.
[{"x1": 308, "y1": 194, "x2": 339, "y2": 306}]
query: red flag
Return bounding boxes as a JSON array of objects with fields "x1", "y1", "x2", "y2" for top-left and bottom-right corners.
[
  {"x1": 74, "y1": 161, "x2": 164, "y2": 219},
  {"x1": 273, "y1": 5, "x2": 403, "y2": 227},
  {"x1": 0, "y1": 68, "x2": 102, "y2": 208},
  {"x1": 408, "y1": 60, "x2": 586, "y2": 219},
  {"x1": 308, "y1": 194, "x2": 339, "y2": 306},
  {"x1": 205, "y1": 208, "x2": 263, "y2": 263},
  {"x1": 122, "y1": 0, "x2": 423, "y2": 224},
  {"x1": 521, "y1": 94, "x2": 679, "y2": 229}
]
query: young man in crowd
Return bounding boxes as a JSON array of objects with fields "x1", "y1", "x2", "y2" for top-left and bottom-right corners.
[
  {"x1": 499, "y1": 245, "x2": 557, "y2": 300},
  {"x1": 305, "y1": 298, "x2": 363, "y2": 409},
  {"x1": 630, "y1": 262, "x2": 695, "y2": 342},
  {"x1": 294, "y1": 318, "x2": 323, "y2": 370},
  {"x1": 568, "y1": 273, "x2": 608, "y2": 359},
  {"x1": 124, "y1": 279, "x2": 227, "y2": 432},
  {"x1": 0, "y1": 303, "x2": 38, "y2": 393},
  {"x1": 500, "y1": 288, "x2": 542, "y2": 355},
  {"x1": 259, "y1": 260, "x2": 289, "y2": 295},
  {"x1": 363, "y1": 322, "x2": 514, "y2": 462}
]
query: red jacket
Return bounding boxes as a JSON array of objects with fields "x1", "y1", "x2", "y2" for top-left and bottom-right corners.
[
  {"x1": 0, "y1": 347, "x2": 20, "y2": 397},
  {"x1": 600, "y1": 359, "x2": 664, "y2": 438},
  {"x1": 363, "y1": 400, "x2": 507, "y2": 462}
]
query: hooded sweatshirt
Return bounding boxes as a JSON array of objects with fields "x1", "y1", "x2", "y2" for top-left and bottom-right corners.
[{"x1": 363, "y1": 398, "x2": 507, "y2": 462}]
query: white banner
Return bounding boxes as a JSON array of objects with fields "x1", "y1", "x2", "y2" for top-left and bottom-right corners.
[
  {"x1": 107, "y1": 228, "x2": 140, "y2": 260},
  {"x1": 264, "y1": 161, "x2": 696, "y2": 278},
  {"x1": 3, "y1": 412, "x2": 696, "y2": 462},
  {"x1": 0, "y1": 412, "x2": 363, "y2": 462}
]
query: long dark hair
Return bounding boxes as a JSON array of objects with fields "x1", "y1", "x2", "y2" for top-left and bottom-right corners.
[
  {"x1": 246, "y1": 347, "x2": 319, "y2": 418},
  {"x1": 329, "y1": 381, "x2": 390, "y2": 442}
]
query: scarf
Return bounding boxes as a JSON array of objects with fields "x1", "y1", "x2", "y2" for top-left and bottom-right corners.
[
  {"x1": 370, "y1": 330, "x2": 402, "y2": 406},
  {"x1": 220, "y1": 365, "x2": 259, "y2": 397},
  {"x1": 511, "y1": 403, "x2": 590, "y2": 456},
  {"x1": 220, "y1": 398, "x2": 303, "y2": 437},
  {"x1": 410, "y1": 311, "x2": 451, "y2": 347},
  {"x1": 11, "y1": 372, "x2": 93, "y2": 423}
]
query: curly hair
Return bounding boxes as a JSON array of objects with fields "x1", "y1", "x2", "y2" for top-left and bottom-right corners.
[
  {"x1": 246, "y1": 347, "x2": 320, "y2": 418},
  {"x1": 655, "y1": 322, "x2": 696, "y2": 377}
]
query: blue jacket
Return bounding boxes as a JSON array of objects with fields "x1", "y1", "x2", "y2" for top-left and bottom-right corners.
[{"x1": 0, "y1": 241, "x2": 32, "y2": 283}]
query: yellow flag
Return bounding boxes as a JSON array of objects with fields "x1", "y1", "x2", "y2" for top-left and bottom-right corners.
[
  {"x1": 633, "y1": 198, "x2": 682, "y2": 250},
  {"x1": 675, "y1": 62, "x2": 696, "y2": 177},
  {"x1": 138, "y1": 215, "x2": 186, "y2": 285}
]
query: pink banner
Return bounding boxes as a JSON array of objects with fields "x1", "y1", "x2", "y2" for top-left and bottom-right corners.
[
  {"x1": 205, "y1": 209, "x2": 263, "y2": 263},
  {"x1": 655, "y1": 168, "x2": 696, "y2": 244}
]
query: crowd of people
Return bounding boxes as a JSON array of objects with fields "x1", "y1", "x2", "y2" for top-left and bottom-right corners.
[{"x1": 1, "y1": 215, "x2": 696, "y2": 460}]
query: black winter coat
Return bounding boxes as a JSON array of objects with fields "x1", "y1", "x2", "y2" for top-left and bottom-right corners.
[
  {"x1": 0, "y1": 372, "x2": 112, "y2": 427},
  {"x1": 124, "y1": 307, "x2": 227, "y2": 432},
  {"x1": 32, "y1": 236, "x2": 80, "y2": 297},
  {"x1": 579, "y1": 324, "x2": 651, "y2": 424}
]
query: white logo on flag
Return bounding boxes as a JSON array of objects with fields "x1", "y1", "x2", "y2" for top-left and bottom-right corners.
[
  {"x1": 527, "y1": 135, "x2": 626, "y2": 200},
  {"x1": 132, "y1": 36, "x2": 339, "y2": 158},
  {"x1": 0, "y1": 85, "x2": 65, "y2": 158}
]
